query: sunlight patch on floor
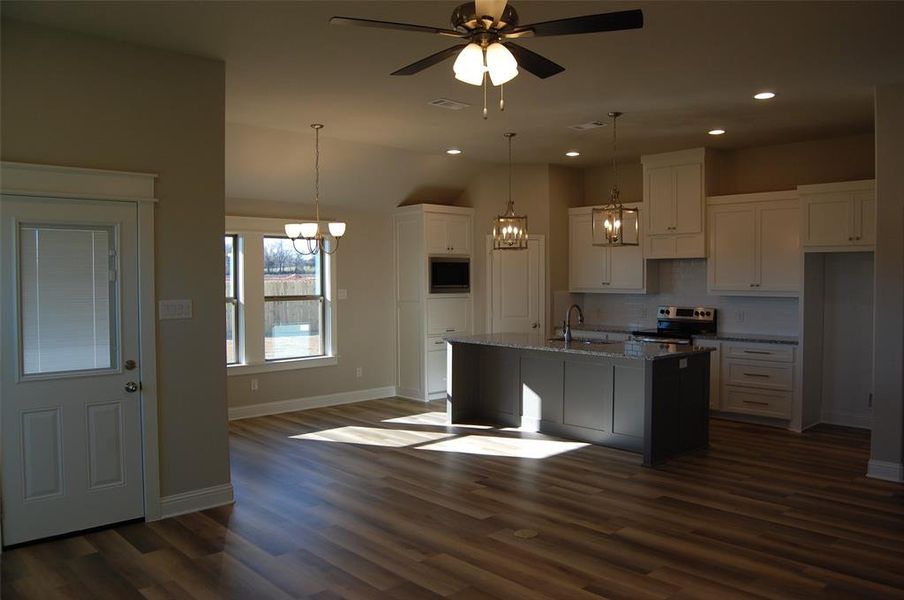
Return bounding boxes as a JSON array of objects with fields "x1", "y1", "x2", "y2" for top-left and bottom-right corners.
[
  {"x1": 417, "y1": 435, "x2": 589, "y2": 459},
  {"x1": 382, "y1": 412, "x2": 492, "y2": 429},
  {"x1": 289, "y1": 426, "x2": 455, "y2": 447}
]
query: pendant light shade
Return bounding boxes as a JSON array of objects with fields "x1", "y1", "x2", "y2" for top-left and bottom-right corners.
[
  {"x1": 284, "y1": 124, "x2": 347, "y2": 255},
  {"x1": 592, "y1": 112, "x2": 639, "y2": 247},
  {"x1": 453, "y1": 43, "x2": 485, "y2": 86},
  {"x1": 493, "y1": 132, "x2": 528, "y2": 250}
]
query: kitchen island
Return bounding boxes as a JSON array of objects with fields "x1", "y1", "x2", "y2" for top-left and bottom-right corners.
[{"x1": 445, "y1": 333, "x2": 714, "y2": 466}]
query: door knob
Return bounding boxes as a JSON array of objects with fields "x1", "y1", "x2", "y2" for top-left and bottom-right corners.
[
  {"x1": 125, "y1": 381, "x2": 139, "y2": 393},
  {"x1": 531, "y1": 322, "x2": 539, "y2": 329}
]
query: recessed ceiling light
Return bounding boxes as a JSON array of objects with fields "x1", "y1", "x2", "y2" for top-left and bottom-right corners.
[
  {"x1": 565, "y1": 150, "x2": 581, "y2": 157},
  {"x1": 754, "y1": 91, "x2": 776, "y2": 100},
  {"x1": 446, "y1": 147, "x2": 462, "y2": 155},
  {"x1": 708, "y1": 129, "x2": 726, "y2": 136}
]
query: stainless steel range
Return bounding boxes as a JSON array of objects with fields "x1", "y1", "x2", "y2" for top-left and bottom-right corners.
[{"x1": 631, "y1": 306, "x2": 717, "y2": 345}]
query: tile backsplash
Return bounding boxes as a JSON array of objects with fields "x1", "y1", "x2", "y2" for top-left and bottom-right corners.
[{"x1": 554, "y1": 259, "x2": 799, "y2": 336}]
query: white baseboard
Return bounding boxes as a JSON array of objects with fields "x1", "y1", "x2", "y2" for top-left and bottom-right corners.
[
  {"x1": 867, "y1": 460, "x2": 904, "y2": 482},
  {"x1": 228, "y1": 386, "x2": 397, "y2": 420},
  {"x1": 160, "y1": 483, "x2": 235, "y2": 519},
  {"x1": 820, "y1": 410, "x2": 872, "y2": 430}
]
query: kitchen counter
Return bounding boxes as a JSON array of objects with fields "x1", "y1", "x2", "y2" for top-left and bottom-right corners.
[
  {"x1": 444, "y1": 332, "x2": 714, "y2": 361},
  {"x1": 567, "y1": 323, "x2": 799, "y2": 345},
  {"x1": 446, "y1": 333, "x2": 712, "y2": 466}
]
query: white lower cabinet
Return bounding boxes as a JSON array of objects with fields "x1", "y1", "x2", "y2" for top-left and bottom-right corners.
[
  {"x1": 426, "y1": 339, "x2": 447, "y2": 395},
  {"x1": 718, "y1": 341, "x2": 796, "y2": 419}
]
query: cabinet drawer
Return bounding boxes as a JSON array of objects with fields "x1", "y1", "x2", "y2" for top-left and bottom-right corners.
[
  {"x1": 425, "y1": 337, "x2": 448, "y2": 352},
  {"x1": 725, "y1": 343, "x2": 795, "y2": 363},
  {"x1": 724, "y1": 360, "x2": 793, "y2": 391},
  {"x1": 722, "y1": 385, "x2": 791, "y2": 419},
  {"x1": 427, "y1": 298, "x2": 470, "y2": 334}
]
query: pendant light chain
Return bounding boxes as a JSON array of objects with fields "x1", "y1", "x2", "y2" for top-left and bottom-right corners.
[
  {"x1": 507, "y1": 131, "x2": 513, "y2": 212},
  {"x1": 313, "y1": 123, "x2": 322, "y2": 222},
  {"x1": 609, "y1": 111, "x2": 622, "y2": 202}
]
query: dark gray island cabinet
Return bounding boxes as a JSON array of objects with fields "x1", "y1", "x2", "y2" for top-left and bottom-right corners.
[{"x1": 445, "y1": 333, "x2": 714, "y2": 466}]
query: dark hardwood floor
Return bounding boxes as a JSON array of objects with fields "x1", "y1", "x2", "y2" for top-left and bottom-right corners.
[{"x1": 3, "y1": 397, "x2": 904, "y2": 599}]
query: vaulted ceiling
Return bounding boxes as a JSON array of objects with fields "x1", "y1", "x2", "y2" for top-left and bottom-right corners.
[{"x1": 3, "y1": 1, "x2": 903, "y2": 208}]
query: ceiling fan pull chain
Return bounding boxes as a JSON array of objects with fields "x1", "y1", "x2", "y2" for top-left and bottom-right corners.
[
  {"x1": 482, "y1": 72, "x2": 488, "y2": 119},
  {"x1": 499, "y1": 83, "x2": 505, "y2": 111}
]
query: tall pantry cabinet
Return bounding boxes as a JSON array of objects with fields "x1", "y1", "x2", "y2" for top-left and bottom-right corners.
[{"x1": 395, "y1": 204, "x2": 474, "y2": 401}]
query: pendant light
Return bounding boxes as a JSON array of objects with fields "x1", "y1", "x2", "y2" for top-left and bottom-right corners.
[
  {"x1": 284, "y1": 124, "x2": 346, "y2": 255},
  {"x1": 492, "y1": 132, "x2": 528, "y2": 250},
  {"x1": 592, "y1": 112, "x2": 639, "y2": 247}
]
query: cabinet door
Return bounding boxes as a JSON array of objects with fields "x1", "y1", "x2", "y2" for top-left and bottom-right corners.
[
  {"x1": 802, "y1": 193, "x2": 852, "y2": 247},
  {"x1": 426, "y1": 297, "x2": 470, "y2": 334},
  {"x1": 426, "y1": 347, "x2": 447, "y2": 395},
  {"x1": 569, "y1": 214, "x2": 607, "y2": 290},
  {"x1": 563, "y1": 361, "x2": 612, "y2": 431},
  {"x1": 445, "y1": 215, "x2": 471, "y2": 255},
  {"x1": 607, "y1": 240, "x2": 644, "y2": 290},
  {"x1": 646, "y1": 166, "x2": 674, "y2": 235},
  {"x1": 758, "y1": 204, "x2": 800, "y2": 293},
  {"x1": 425, "y1": 214, "x2": 448, "y2": 254},
  {"x1": 708, "y1": 206, "x2": 757, "y2": 291},
  {"x1": 673, "y1": 163, "x2": 703, "y2": 234},
  {"x1": 854, "y1": 191, "x2": 875, "y2": 246}
]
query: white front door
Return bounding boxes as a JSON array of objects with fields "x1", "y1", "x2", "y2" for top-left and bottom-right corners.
[
  {"x1": 1, "y1": 195, "x2": 144, "y2": 546},
  {"x1": 488, "y1": 236, "x2": 544, "y2": 334}
]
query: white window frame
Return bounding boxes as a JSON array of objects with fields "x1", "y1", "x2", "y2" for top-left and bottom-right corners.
[{"x1": 225, "y1": 216, "x2": 338, "y2": 375}]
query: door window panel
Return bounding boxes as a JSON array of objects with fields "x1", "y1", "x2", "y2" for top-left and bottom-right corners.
[{"x1": 19, "y1": 224, "x2": 118, "y2": 375}]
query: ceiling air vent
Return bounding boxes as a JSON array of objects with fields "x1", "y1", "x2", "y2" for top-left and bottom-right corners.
[
  {"x1": 569, "y1": 120, "x2": 606, "y2": 131},
  {"x1": 428, "y1": 98, "x2": 471, "y2": 111}
]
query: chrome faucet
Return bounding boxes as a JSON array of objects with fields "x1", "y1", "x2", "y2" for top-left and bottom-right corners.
[{"x1": 563, "y1": 304, "x2": 584, "y2": 342}]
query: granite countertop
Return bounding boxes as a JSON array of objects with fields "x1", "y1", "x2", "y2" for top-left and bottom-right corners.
[
  {"x1": 444, "y1": 333, "x2": 715, "y2": 361},
  {"x1": 568, "y1": 324, "x2": 799, "y2": 345}
]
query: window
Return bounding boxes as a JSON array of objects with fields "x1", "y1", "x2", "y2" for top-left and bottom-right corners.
[
  {"x1": 225, "y1": 235, "x2": 238, "y2": 364},
  {"x1": 225, "y1": 216, "x2": 337, "y2": 374},
  {"x1": 263, "y1": 237, "x2": 323, "y2": 360}
]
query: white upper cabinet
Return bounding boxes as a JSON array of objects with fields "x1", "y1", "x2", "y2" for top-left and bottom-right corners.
[
  {"x1": 568, "y1": 204, "x2": 650, "y2": 293},
  {"x1": 641, "y1": 148, "x2": 711, "y2": 259},
  {"x1": 707, "y1": 191, "x2": 800, "y2": 296},
  {"x1": 799, "y1": 180, "x2": 875, "y2": 251},
  {"x1": 426, "y1": 213, "x2": 471, "y2": 255}
]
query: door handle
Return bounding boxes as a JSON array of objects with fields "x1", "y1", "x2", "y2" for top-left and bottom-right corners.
[
  {"x1": 531, "y1": 322, "x2": 539, "y2": 329},
  {"x1": 125, "y1": 381, "x2": 139, "y2": 393}
]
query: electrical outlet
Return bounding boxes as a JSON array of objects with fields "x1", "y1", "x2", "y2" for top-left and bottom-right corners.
[
  {"x1": 355, "y1": 367, "x2": 363, "y2": 378},
  {"x1": 250, "y1": 378, "x2": 259, "y2": 391},
  {"x1": 337, "y1": 288, "x2": 348, "y2": 300}
]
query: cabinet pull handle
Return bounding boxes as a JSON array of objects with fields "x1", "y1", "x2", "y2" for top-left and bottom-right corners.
[
  {"x1": 434, "y1": 341, "x2": 445, "y2": 345},
  {"x1": 743, "y1": 372, "x2": 770, "y2": 378},
  {"x1": 445, "y1": 328, "x2": 455, "y2": 332},
  {"x1": 742, "y1": 399, "x2": 770, "y2": 406},
  {"x1": 743, "y1": 350, "x2": 771, "y2": 355}
]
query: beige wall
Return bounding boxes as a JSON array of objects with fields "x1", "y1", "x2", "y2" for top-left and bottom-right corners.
[
  {"x1": 582, "y1": 133, "x2": 874, "y2": 202},
  {"x1": 224, "y1": 199, "x2": 396, "y2": 409},
  {"x1": 871, "y1": 82, "x2": 904, "y2": 473},
  {"x1": 548, "y1": 165, "x2": 585, "y2": 295},
  {"x1": 1, "y1": 21, "x2": 230, "y2": 497}
]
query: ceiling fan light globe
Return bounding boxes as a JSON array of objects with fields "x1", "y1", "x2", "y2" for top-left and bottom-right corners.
[
  {"x1": 453, "y1": 43, "x2": 486, "y2": 86},
  {"x1": 486, "y1": 42, "x2": 518, "y2": 85},
  {"x1": 328, "y1": 221, "x2": 347, "y2": 238}
]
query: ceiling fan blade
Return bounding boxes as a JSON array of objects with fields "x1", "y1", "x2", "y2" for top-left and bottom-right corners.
[
  {"x1": 330, "y1": 16, "x2": 464, "y2": 38},
  {"x1": 391, "y1": 44, "x2": 468, "y2": 76},
  {"x1": 505, "y1": 43, "x2": 564, "y2": 79},
  {"x1": 475, "y1": 0, "x2": 508, "y2": 24},
  {"x1": 505, "y1": 9, "x2": 643, "y2": 38}
]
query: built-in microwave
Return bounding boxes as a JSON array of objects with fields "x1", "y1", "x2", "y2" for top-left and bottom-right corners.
[{"x1": 429, "y1": 257, "x2": 470, "y2": 294}]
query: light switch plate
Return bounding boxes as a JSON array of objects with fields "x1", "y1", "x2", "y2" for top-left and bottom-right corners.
[{"x1": 159, "y1": 299, "x2": 193, "y2": 320}]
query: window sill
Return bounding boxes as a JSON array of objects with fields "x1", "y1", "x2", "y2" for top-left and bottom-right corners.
[{"x1": 227, "y1": 355, "x2": 338, "y2": 376}]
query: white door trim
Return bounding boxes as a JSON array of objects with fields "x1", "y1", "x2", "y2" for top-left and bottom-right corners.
[
  {"x1": 485, "y1": 234, "x2": 547, "y2": 335},
  {"x1": 0, "y1": 162, "x2": 160, "y2": 549}
]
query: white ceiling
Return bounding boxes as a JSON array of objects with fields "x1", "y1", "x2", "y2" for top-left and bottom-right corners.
[{"x1": 4, "y1": 1, "x2": 903, "y2": 208}]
